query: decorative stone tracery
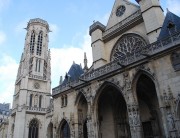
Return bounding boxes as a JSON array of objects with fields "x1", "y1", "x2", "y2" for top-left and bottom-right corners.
[{"x1": 111, "y1": 33, "x2": 147, "y2": 61}]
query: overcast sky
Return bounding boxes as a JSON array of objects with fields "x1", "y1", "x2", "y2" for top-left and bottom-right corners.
[{"x1": 0, "y1": 0, "x2": 180, "y2": 106}]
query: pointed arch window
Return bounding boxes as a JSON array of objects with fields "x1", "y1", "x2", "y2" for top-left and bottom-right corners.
[
  {"x1": 61, "y1": 96, "x2": 64, "y2": 107},
  {"x1": 30, "y1": 31, "x2": 35, "y2": 54},
  {"x1": 28, "y1": 119, "x2": 39, "y2": 138},
  {"x1": 35, "y1": 59, "x2": 41, "y2": 72},
  {"x1": 29, "y1": 94, "x2": 33, "y2": 107},
  {"x1": 61, "y1": 121, "x2": 70, "y2": 138},
  {"x1": 37, "y1": 31, "x2": 43, "y2": 56},
  {"x1": 35, "y1": 59, "x2": 38, "y2": 72},
  {"x1": 38, "y1": 60, "x2": 41, "y2": 72},
  {"x1": 39, "y1": 95, "x2": 42, "y2": 108}
]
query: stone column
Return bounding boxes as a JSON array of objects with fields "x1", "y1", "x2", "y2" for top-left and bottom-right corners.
[
  {"x1": 127, "y1": 104, "x2": 143, "y2": 138},
  {"x1": 175, "y1": 119, "x2": 180, "y2": 136},
  {"x1": 73, "y1": 112, "x2": 80, "y2": 138},
  {"x1": 86, "y1": 103, "x2": 95, "y2": 138},
  {"x1": 53, "y1": 127, "x2": 56, "y2": 138}
]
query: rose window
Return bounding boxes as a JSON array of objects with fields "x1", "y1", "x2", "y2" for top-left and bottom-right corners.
[{"x1": 111, "y1": 34, "x2": 147, "y2": 61}]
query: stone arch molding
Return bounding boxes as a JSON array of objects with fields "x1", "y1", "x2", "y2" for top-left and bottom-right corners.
[
  {"x1": 75, "y1": 89, "x2": 89, "y2": 105},
  {"x1": 93, "y1": 80, "x2": 127, "y2": 106},
  {"x1": 131, "y1": 65, "x2": 157, "y2": 103},
  {"x1": 57, "y1": 118, "x2": 75, "y2": 138},
  {"x1": 110, "y1": 33, "x2": 147, "y2": 61},
  {"x1": 132, "y1": 64, "x2": 156, "y2": 86}
]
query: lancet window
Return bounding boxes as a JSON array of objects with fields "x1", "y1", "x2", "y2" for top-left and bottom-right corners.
[
  {"x1": 28, "y1": 119, "x2": 39, "y2": 138},
  {"x1": 37, "y1": 31, "x2": 43, "y2": 56},
  {"x1": 35, "y1": 59, "x2": 41, "y2": 72},
  {"x1": 30, "y1": 31, "x2": 35, "y2": 54},
  {"x1": 29, "y1": 94, "x2": 33, "y2": 107},
  {"x1": 39, "y1": 95, "x2": 42, "y2": 108},
  {"x1": 61, "y1": 95, "x2": 68, "y2": 107}
]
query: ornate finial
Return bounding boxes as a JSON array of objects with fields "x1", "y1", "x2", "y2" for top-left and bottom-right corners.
[
  {"x1": 167, "y1": 8, "x2": 169, "y2": 13},
  {"x1": 83, "y1": 52, "x2": 88, "y2": 72},
  {"x1": 59, "y1": 76, "x2": 63, "y2": 85},
  {"x1": 73, "y1": 61, "x2": 75, "y2": 64}
]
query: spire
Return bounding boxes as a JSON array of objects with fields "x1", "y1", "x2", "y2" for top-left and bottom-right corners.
[
  {"x1": 59, "y1": 76, "x2": 63, "y2": 85},
  {"x1": 83, "y1": 52, "x2": 88, "y2": 72}
]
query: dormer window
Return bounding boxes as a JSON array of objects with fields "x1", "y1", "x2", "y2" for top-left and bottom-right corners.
[{"x1": 167, "y1": 21, "x2": 176, "y2": 35}]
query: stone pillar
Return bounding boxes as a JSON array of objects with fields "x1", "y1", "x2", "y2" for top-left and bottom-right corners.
[
  {"x1": 160, "y1": 88, "x2": 179, "y2": 137},
  {"x1": 73, "y1": 111, "x2": 79, "y2": 138},
  {"x1": 175, "y1": 119, "x2": 180, "y2": 136},
  {"x1": 53, "y1": 127, "x2": 56, "y2": 138},
  {"x1": 127, "y1": 104, "x2": 143, "y2": 138},
  {"x1": 86, "y1": 103, "x2": 95, "y2": 138}
]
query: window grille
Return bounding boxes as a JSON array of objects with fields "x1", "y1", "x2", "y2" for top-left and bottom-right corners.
[
  {"x1": 28, "y1": 119, "x2": 39, "y2": 138},
  {"x1": 37, "y1": 31, "x2": 43, "y2": 56},
  {"x1": 30, "y1": 31, "x2": 35, "y2": 54},
  {"x1": 29, "y1": 94, "x2": 33, "y2": 107},
  {"x1": 61, "y1": 122, "x2": 70, "y2": 138}
]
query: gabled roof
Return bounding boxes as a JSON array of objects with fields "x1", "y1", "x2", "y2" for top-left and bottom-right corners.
[
  {"x1": 158, "y1": 11, "x2": 180, "y2": 40},
  {"x1": 62, "y1": 62, "x2": 84, "y2": 85},
  {"x1": 106, "y1": 0, "x2": 140, "y2": 30}
]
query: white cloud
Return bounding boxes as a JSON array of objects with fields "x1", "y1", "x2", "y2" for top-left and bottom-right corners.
[
  {"x1": 167, "y1": 0, "x2": 180, "y2": 15},
  {"x1": 0, "y1": 54, "x2": 18, "y2": 106},
  {"x1": 0, "y1": 31, "x2": 6, "y2": 45},
  {"x1": 51, "y1": 31, "x2": 92, "y2": 88}
]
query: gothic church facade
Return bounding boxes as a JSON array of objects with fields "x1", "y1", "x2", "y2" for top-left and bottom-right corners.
[{"x1": 6, "y1": 0, "x2": 180, "y2": 138}]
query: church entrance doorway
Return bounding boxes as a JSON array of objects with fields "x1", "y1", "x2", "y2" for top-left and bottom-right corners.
[
  {"x1": 136, "y1": 74, "x2": 162, "y2": 137},
  {"x1": 77, "y1": 92, "x2": 88, "y2": 138},
  {"x1": 97, "y1": 84, "x2": 131, "y2": 138}
]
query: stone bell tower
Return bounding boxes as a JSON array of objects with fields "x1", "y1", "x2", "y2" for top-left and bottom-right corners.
[{"x1": 8, "y1": 18, "x2": 51, "y2": 138}]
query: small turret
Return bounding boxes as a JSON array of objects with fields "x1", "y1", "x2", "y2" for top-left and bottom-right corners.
[
  {"x1": 137, "y1": 0, "x2": 165, "y2": 43},
  {"x1": 59, "y1": 76, "x2": 63, "y2": 85}
]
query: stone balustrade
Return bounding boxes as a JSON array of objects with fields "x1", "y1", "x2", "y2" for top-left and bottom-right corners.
[
  {"x1": 52, "y1": 31, "x2": 180, "y2": 96},
  {"x1": 26, "y1": 106, "x2": 46, "y2": 114}
]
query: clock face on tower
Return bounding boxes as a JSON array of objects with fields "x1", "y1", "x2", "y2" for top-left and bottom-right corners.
[{"x1": 116, "y1": 5, "x2": 126, "y2": 17}]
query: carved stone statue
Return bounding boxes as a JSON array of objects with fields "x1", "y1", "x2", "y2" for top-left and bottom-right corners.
[{"x1": 167, "y1": 112, "x2": 176, "y2": 130}]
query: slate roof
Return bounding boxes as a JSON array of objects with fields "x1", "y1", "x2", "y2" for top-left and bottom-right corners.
[
  {"x1": 62, "y1": 62, "x2": 84, "y2": 85},
  {"x1": 158, "y1": 11, "x2": 180, "y2": 40}
]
